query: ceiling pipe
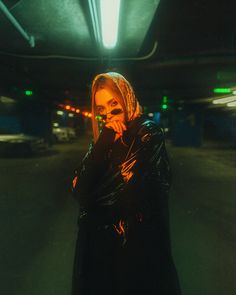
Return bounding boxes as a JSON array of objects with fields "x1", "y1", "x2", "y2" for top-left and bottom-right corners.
[
  {"x1": 146, "y1": 55, "x2": 236, "y2": 68},
  {"x1": 0, "y1": 41, "x2": 158, "y2": 61},
  {"x1": 88, "y1": 0, "x2": 101, "y2": 46},
  {"x1": 0, "y1": 0, "x2": 35, "y2": 48}
]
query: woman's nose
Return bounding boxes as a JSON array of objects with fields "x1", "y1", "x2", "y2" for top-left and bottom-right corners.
[
  {"x1": 105, "y1": 107, "x2": 113, "y2": 117},
  {"x1": 106, "y1": 111, "x2": 113, "y2": 120}
]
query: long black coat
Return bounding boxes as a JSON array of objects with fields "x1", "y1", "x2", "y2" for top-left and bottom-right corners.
[{"x1": 71, "y1": 115, "x2": 181, "y2": 295}]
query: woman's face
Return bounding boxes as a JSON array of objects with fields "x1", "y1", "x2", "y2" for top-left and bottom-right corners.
[{"x1": 95, "y1": 88, "x2": 125, "y2": 124}]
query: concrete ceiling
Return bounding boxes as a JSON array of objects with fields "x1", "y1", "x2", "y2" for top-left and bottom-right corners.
[{"x1": 0, "y1": 0, "x2": 236, "y2": 107}]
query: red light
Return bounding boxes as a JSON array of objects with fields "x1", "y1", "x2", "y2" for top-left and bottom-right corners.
[
  {"x1": 65, "y1": 105, "x2": 71, "y2": 110},
  {"x1": 76, "y1": 109, "x2": 80, "y2": 113},
  {"x1": 71, "y1": 107, "x2": 75, "y2": 112}
]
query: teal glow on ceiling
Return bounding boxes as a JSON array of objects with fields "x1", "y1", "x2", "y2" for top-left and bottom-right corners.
[{"x1": 0, "y1": 0, "x2": 160, "y2": 58}]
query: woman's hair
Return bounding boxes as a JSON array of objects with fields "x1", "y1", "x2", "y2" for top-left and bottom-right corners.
[{"x1": 91, "y1": 72, "x2": 142, "y2": 142}]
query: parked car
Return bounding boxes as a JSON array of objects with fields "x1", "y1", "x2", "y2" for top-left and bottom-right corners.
[
  {"x1": 66, "y1": 127, "x2": 77, "y2": 140},
  {"x1": 52, "y1": 127, "x2": 70, "y2": 142},
  {"x1": 0, "y1": 133, "x2": 48, "y2": 156}
]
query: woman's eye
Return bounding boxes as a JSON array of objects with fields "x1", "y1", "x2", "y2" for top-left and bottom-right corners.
[{"x1": 111, "y1": 100, "x2": 118, "y2": 107}]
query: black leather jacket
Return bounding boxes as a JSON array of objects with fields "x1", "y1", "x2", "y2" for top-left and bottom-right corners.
[{"x1": 72, "y1": 115, "x2": 171, "y2": 224}]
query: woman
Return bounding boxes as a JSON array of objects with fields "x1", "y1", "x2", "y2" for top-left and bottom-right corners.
[{"x1": 71, "y1": 72, "x2": 181, "y2": 295}]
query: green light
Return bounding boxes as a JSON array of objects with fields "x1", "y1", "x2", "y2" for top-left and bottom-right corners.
[
  {"x1": 95, "y1": 115, "x2": 103, "y2": 121},
  {"x1": 25, "y1": 90, "x2": 33, "y2": 96},
  {"x1": 213, "y1": 88, "x2": 231, "y2": 94},
  {"x1": 161, "y1": 104, "x2": 168, "y2": 110},
  {"x1": 163, "y1": 96, "x2": 168, "y2": 103}
]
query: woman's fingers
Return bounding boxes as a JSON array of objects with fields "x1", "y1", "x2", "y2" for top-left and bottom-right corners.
[
  {"x1": 105, "y1": 121, "x2": 126, "y2": 135},
  {"x1": 115, "y1": 121, "x2": 127, "y2": 134},
  {"x1": 105, "y1": 121, "x2": 127, "y2": 142},
  {"x1": 105, "y1": 122, "x2": 115, "y2": 131},
  {"x1": 114, "y1": 121, "x2": 122, "y2": 134},
  {"x1": 120, "y1": 122, "x2": 127, "y2": 132}
]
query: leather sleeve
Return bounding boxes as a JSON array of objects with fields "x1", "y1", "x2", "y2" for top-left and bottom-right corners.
[{"x1": 71, "y1": 127, "x2": 115, "y2": 208}]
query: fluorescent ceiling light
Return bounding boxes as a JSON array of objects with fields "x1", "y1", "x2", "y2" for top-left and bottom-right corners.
[
  {"x1": 227, "y1": 101, "x2": 236, "y2": 107},
  {"x1": 0, "y1": 96, "x2": 16, "y2": 104},
  {"x1": 100, "y1": 0, "x2": 121, "y2": 48},
  {"x1": 212, "y1": 96, "x2": 236, "y2": 104}
]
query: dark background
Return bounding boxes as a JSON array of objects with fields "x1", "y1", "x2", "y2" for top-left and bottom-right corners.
[{"x1": 0, "y1": 1, "x2": 235, "y2": 295}]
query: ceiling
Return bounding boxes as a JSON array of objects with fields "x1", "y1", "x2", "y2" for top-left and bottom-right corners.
[{"x1": 0, "y1": 0, "x2": 236, "y2": 108}]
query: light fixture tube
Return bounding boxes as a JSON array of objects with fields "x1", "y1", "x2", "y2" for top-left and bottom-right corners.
[
  {"x1": 100, "y1": 0, "x2": 121, "y2": 48},
  {"x1": 212, "y1": 96, "x2": 236, "y2": 104},
  {"x1": 227, "y1": 101, "x2": 236, "y2": 107}
]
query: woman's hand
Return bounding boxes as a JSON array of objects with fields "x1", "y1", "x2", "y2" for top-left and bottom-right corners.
[{"x1": 105, "y1": 121, "x2": 127, "y2": 141}]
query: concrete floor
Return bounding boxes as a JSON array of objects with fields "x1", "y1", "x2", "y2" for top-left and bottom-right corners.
[
  {"x1": 0, "y1": 136, "x2": 235, "y2": 295},
  {"x1": 168, "y1": 144, "x2": 236, "y2": 295}
]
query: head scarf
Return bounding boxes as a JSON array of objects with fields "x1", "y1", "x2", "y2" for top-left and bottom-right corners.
[{"x1": 91, "y1": 72, "x2": 142, "y2": 142}]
